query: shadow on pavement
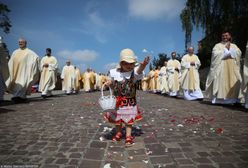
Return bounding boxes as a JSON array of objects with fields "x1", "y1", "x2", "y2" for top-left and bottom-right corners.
[
  {"x1": 0, "y1": 97, "x2": 50, "y2": 107},
  {"x1": 0, "y1": 107, "x2": 15, "y2": 113},
  {"x1": 223, "y1": 104, "x2": 248, "y2": 112},
  {"x1": 200, "y1": 100, "x2": 248, "y2": 112},
  {"x1": 0, "y1": 100, "x2": 14, "y2": 106},
  {"x1": 103, "y1": 126, "x2": 144, "y2": 140},
  {"x1": 1, "y1": 91, "x2": 70, "y2": 107}
]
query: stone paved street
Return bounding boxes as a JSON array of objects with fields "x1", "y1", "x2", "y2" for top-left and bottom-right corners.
[{"x1": 0, "y1": 91, "x2": 248, "y2": 168}]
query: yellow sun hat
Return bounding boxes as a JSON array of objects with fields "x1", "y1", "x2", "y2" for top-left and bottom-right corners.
[{"x1": 119, "y1": 48, "x2": 137, "y2": 63}]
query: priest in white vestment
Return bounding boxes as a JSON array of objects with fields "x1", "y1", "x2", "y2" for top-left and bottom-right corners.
[
  {"x1": 83, "y1": 68, "x2": 95, "y2": 92},
  {"x1": 95, "y1": 72, "x2": 100, "y2": 90},
  {"x1": 83, "y1": 68, "x2": 92, "y2": 92},
  {"x1": 61, "y1": 60, "x2": 75, "y2": 95},
  {"x1": 39, "y1": 48, "x2": 58, "y2": 97},
  {"x1": 180, "y1": 47, "x2": 203, "y2": 100},
  {"x1": 167, "y1": 52, "x2": 181, "y2": 97},
  {"x1": 90, "y1": 70, "x2": 96, "y2": 91},
  {"x1": 0, "y1": 37, "x2": 9, "y2": 102},
  {"x1": 155, "y1": 67, "x2": 160, "y2": 93},
  {"x1": 159, "y1": 61, "x2": 169, "y2": 94},
  {"x1": 73, "y1": 66, "x2": 82, "y2": 93},
  {"x1": 100, "y1": 73, "x2": 108, "y2": 90},
  {"x1": 141, "y1": 75, "x2": 149, "y2": 91},
  {"x1": 243, "y1": 41, "x2": 248, "y2": 109},
  {"x1": 205, "y1": 31, "x2": 242, "y2": 104},
  {"x1": 97, "y1": 73, "x2": 103, "y2": 90},
  {"x1": 5, "y1": 38, "x2": 40, "y2": 103},
  {"x1": 148, "y1": 68, "x2": 156, "y2": 92}
]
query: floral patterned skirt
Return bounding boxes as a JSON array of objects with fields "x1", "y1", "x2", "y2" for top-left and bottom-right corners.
[{"x1": 104, "y1": 105, "x2": 142, "y2": 125}]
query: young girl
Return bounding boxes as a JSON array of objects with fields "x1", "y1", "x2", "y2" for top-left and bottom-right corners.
[{"x1": 104, "y1": 48, "x2": 149, "y2": 146}]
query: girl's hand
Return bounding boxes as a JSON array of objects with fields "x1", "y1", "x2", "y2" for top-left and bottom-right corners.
[
  {"x1": 104, "y1": 80, "x2": 112, "y2": 87},
  {"x1": 141, "y1": 56, "x2": 150, "y2": 66},
  {"x1": 137, "y1": 56, "x2": 150, "y2": 74}
]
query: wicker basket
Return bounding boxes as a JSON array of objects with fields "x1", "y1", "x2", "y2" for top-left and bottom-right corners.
[{"x1": 99, "y1": 85, "x2": 116, "y2": 111}]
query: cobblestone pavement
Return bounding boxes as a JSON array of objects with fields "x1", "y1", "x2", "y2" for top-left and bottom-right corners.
[{"x1": 0, "y1": 91, "x2": 248, "y2": 168}]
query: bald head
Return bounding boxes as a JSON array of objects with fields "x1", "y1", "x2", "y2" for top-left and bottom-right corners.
[
  {"x1": 187, "y1": 47, "x2": 194, "y2": 55},
  {"x1": 18, "y1": 38, "x2": 27, "y2": 49}
]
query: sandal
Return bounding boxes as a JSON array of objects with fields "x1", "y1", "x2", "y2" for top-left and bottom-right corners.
[
  {"x1": 125, "y1": 136, "x2": 134, "y2": 146},
  {"x1": 112, "y1": 132, "x2": 122, "y2": 141}
]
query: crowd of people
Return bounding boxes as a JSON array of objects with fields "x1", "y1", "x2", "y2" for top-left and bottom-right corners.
[
  {"x1": 143, "y1": 47, "x2": 204, "y2": 101},
  {"x1": 140, "y1": 31, "x2": 248, "y2": 109},
  {"x1": 0, "y1": 37, "x2": 109, "y2": 103},
  {"x1": 0, "y1": 31, "x2": 247, "y2": 109}
]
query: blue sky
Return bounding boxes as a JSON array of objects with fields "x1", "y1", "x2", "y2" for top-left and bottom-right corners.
[{"x1": 1, "y1": 0, "x2": 203, "y2": 74}]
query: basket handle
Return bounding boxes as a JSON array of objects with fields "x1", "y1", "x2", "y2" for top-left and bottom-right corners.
[{"x1": 101, "y1": 83, "x2": 113, "y2": 97}]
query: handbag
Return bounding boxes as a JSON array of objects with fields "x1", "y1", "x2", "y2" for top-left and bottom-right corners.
[{"x1": 98, "y1": 84, "x2": 116, "y2": 111}]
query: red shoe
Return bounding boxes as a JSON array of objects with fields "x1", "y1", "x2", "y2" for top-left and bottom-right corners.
[
  {"x1": 135, "y1": 115, "x2": 142, "y2": 121},
  {"x1": 112, "y1": 132, "x2": 122, "y2": 142},
  {"x1": 125, "y1": 136, "x2": 134, "y2": 146}
]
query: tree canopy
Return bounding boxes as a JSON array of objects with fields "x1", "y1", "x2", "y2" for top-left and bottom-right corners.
[
  {"x1": 0, "y1": 3, "x2": 11, "y2": 33},
  {"x1": 150, "y1": 53, "x2": 182, "y2": 70},
  {"x1": 180, "y1": 0, "x2": 248, "y2": 67},
  {"x1": 152, "y1": 53, "x2": 169, "y2": 68}
]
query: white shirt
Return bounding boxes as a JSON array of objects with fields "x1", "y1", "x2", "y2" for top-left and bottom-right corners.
[{"x1": 109, "y1": 67, "x2": 144, "y2": 82}]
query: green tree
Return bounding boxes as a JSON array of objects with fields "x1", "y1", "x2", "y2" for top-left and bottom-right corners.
[
  {"x1": 0, "y1": 3, "x2": 11, "y2": 33},
  {"x1": 180, "y1": 0, "x2": 248, "y2": 68},
  {"x1": 176, "y1": 53, "x2": 182, "y2": 61},
  {"x1": 152, "y1": 53, "x2": 169, "y2": 68},
  {"x1": 180, "y1": 8, "x2": 192, "y2": 50}
]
